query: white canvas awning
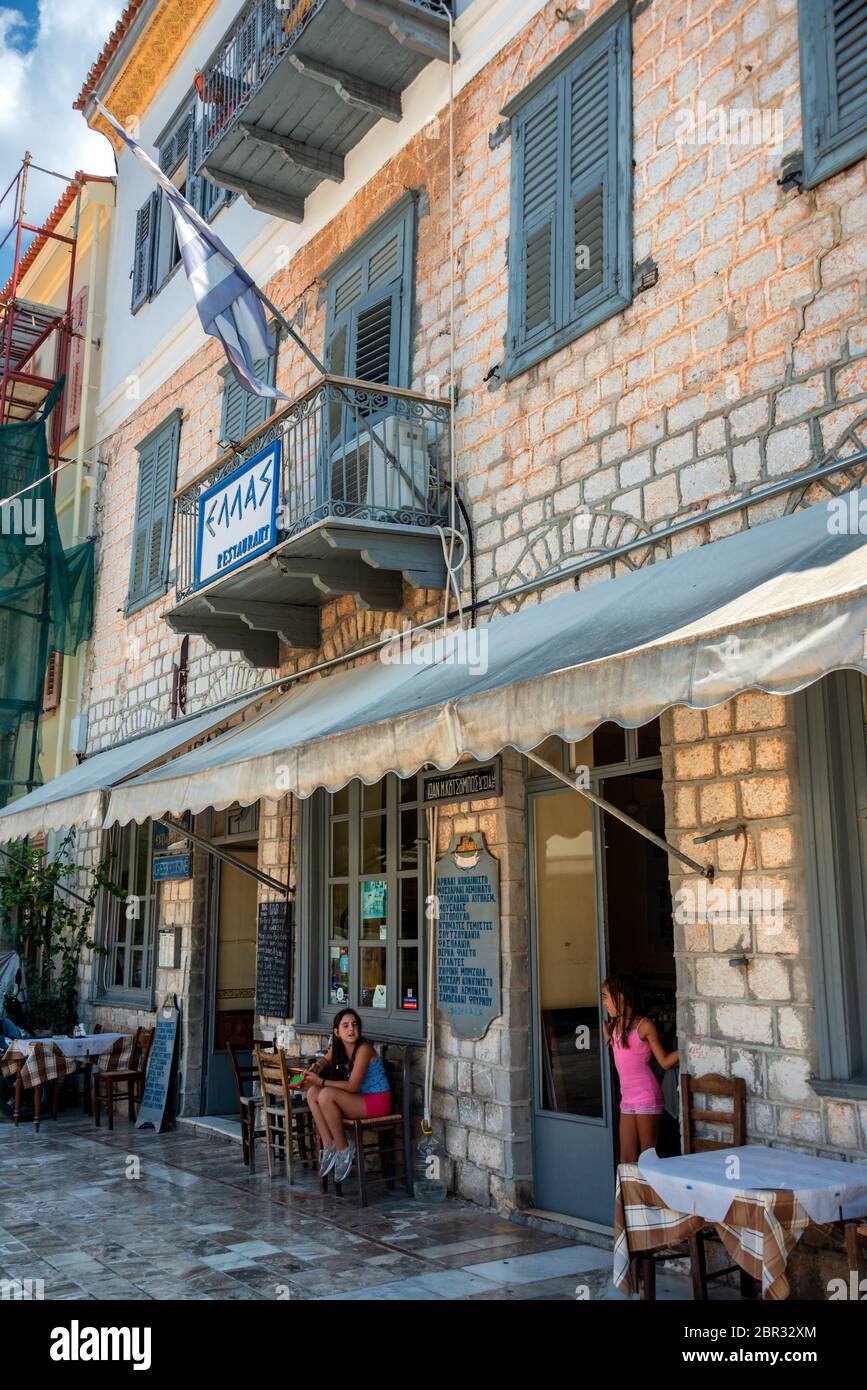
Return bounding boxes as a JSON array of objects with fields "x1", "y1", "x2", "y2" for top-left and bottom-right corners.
[
  {"x1": 0, "y1": 696, "x2": 255, "y2": 841},
  {"x1": 104, "y1": 493, "x2": 867, "y2": 828}
]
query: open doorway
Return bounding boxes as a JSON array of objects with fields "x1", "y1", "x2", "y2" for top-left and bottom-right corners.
[{"x1": 599, "y1": 763, "x2": 680, "y2": 1163}]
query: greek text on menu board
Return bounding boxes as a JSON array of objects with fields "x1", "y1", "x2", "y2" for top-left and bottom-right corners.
[
  {"x1": 135, "y1": 996, "x2": 179, "y2": 1132},
  {"x1": 435, "y1": 837, "x2": 501, "y2": 1040}
]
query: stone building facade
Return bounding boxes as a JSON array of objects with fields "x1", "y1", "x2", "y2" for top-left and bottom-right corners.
[{"x1": 34, "y1": 0, "x2": 865, "y2": 1243}]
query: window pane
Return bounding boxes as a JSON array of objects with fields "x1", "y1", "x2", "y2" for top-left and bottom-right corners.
[
  {"x1": 534, "y1": 789, "x2": 602, "y2": 1119},
  {"x1": 329, "y1": 944, "x2": 350, "y2": 1005},
  {"x1": 114, "y1": 947, "x2": 126, "y2": 988},
  {"x1": 363, "y1": 779, "x2": 387, "y2": 811},
  {"x1": 401, "y1": 947, "x2": 419, "y2": 1011},
  {"x1": 592, "y1": 722, "x2": 626, "y2": 766},
  {"x1": 331, "y1": 819, "x2": 349, "y2": 877},
  {"x1": 635, "y1": 718, "x2": 661, "y2": 760},
  {"x1": 130, "y1": 950, "x2": 143, "y2": 990},
  {"x1": 360, "y1": 879, "x2": 387, "y2": 941},
  {"x1": 400, "y1": 809, "x2": 418, "y2": 868},
  {"x1": 400, "y1": 776, "x2": 417, "y2": 804},
  {"x1": 360, "y1": 947, "x2": 386, "y2": 1009},
  {"x1": 135, "y1": 825, "x2": 149, "y2": 895},
  {"x1": 332, "y1": 785, "x2": 350, "y2": 816},
  {"x1": 331, "y1": 883, "x2": 349, "y2": 941},
  {"x1": 132, "y1": 913, "x2": 145, "y2": 946},
  {"x1": 400, "y1": 876, "x2": 418, "y2": 939},
  {"x1": 361, "y1": 814, "x2": 387, "y2": 873},
  {"x1": 528, "y1": 735, "x2": 564, "y2": 776}
]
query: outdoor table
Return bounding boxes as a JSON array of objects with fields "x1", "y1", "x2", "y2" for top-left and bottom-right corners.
[
  {"x1": 613, "y1": 1144, "x2": 867, "y2": 1300},
  {"x1": 0, "y1": 1033, "x2": 127, "y2": 1125}
]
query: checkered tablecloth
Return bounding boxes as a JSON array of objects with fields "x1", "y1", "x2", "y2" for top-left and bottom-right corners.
[
  {"x1": 0, "y1": 1034, "x2": 136, "y2": 1091},
  {"x1": 613, "y1": 1164, "x2": 815, "y2": 1300}
]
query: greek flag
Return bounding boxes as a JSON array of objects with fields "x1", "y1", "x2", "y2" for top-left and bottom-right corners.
[{"x1": 96, "y1": 101, "x2": 288, "y2": 400}]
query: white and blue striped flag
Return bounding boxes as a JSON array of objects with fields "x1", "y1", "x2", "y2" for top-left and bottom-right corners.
[{"x1": 96, "y1": 100, "x2": 289, "y2": 400}]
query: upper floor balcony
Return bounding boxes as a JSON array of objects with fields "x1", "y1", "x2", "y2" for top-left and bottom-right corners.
[
  {"x1": 167, "y1": 375, "x2": 451, "y2": 666},
  {"x1": 197, "y1": 0, "x2": 454, "y2": 219}
]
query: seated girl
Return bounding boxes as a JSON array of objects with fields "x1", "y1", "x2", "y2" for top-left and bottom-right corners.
[{"x1": 303, "y1": 1007, "x2": 391, "y2": 1183}]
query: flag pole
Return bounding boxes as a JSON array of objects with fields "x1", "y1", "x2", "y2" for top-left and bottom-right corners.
[{"x1": 253, "y1": 285, "x2": 327, "y2": 377}]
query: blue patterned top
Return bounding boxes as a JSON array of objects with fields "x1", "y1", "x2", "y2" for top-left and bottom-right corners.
[{"x1": 357, "y1": 1051, "x2": 389, "y2": 1095}]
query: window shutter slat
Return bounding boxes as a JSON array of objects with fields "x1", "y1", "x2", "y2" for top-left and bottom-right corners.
[
  {"x1": 221, "y1": 377, "x2": 246, "y2": 443},
  {"x1": 831, "y1": 0, "x2": 867, "y2": 129},
  {"x1": 131, "y1": 192, "x2": 159, "y2": 312},
  {"x1": 354, "y1": 298, "x2": 394, "y2": 383},
  {"x1": 517, "y1": 90, "x2": 561, "y2": 347},
  {"x1": 128, "y1": 418, "x2": 179, "y2": 610}
]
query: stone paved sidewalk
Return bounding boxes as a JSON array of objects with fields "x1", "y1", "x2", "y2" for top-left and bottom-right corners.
[{"x1": 0, "y1": 1112, "x2": 722, "y2": 1301}]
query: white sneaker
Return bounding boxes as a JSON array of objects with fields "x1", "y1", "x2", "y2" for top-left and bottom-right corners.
[
  {"x1": 318, "y1": 1145, "x2": 337, "y2": 1176},
  {"x1": 333, "y1": 1141, "x2": 356, "y2": 1183}
]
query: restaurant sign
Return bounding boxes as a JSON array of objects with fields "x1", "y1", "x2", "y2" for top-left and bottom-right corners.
[
  {"x1": 195, "y1": 439, "x2": 279, "y2": 588},
  {"x1": 136, "y1": 994, "x2": 180, "y2": 1132},
  {"x1": 434, "y1": 831, "x2": 501, "y2": 1040},
  {"x1": 422, "y1": 760, "x2": 501, "y2": 805}
]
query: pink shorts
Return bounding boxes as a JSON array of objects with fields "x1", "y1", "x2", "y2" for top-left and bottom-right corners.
[
  {"x1": 620, "y1": 1102, "x2": 664, "y2": 1115},
  {"x1": 363, "y1": 1090, "x2": 392, "y2": 1118}
]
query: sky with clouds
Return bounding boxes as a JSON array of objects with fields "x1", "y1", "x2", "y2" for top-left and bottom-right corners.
[{"x1": 0, "y1": 0, "x2": 121, "y2": 281}]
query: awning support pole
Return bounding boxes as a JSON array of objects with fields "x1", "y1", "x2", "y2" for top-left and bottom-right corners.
[
  {"x1": 157, "y1": 815, "x2": 291, "y2": 896},
  {"x1": 523, "y1": 750, "x2": 714, "y2": 880}
]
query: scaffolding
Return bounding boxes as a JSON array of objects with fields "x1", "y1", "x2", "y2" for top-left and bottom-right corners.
[{"x1": 0, "y1": 153, "x2": 84, "y2": 473}]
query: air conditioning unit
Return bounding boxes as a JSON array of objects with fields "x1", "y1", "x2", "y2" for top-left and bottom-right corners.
[{"x1": 330, "y1": 414, "x2": 434, "y2": 513}]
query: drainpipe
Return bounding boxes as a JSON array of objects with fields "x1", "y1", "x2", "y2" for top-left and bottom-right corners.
[{"x1": 53, "y1": 198, "x2": 102, "y2": 782}]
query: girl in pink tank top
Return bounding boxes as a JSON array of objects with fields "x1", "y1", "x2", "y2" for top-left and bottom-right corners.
[{"x1": 602, "y1": 973, "x2": 679, "y2": 1164}]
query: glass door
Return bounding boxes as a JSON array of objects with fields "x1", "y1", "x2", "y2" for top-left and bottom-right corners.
[{"x1": 529, "y1": 785, "x2": 614, "y2": 1221}]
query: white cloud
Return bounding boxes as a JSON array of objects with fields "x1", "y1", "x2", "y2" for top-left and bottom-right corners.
[{"x1": 0, "y1": 1, "x2": 120, "y2": 238}]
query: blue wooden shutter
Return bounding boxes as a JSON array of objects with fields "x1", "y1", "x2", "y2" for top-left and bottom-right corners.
[
  {"x1": 128, "y1": 416, "x2": 180, "y2": 609},
  {"x1": 515, "y1": 89, "x2": 561, "y2": 354},
  {"x1": 327, "y1": 216, "x2": 407, "y2": 386},
  {"x1": 801, "y1": 0, "x2": 867, "y2": 186},
  {"x1": 219, "y1": 332, "x2": 277, "y2": 443},
  {"x1": 567, "y1": 26, "x2": 618, "y2": 321},
  {"x1": 828, "y1": 0, "x2": 867, "y2": 136},
  {"x1": 131, "y1": 192, "x2": 159, "y2": 312}
]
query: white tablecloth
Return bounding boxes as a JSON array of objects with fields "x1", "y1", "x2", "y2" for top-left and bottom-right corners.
[
  {"x1": 14, "y1": 1033, "x2": 124, "y2": 1060},
  {"x1": 637, "y1": 1145, "x2": 867, "y2": 1224}
]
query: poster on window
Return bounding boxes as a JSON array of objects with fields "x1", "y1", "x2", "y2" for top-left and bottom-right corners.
[{"x1": 361, "y1": 879, "x2": 387, "y2": 919}]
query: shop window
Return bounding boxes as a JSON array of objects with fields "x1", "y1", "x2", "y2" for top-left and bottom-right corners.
[
  {"x1": 796, "y1": 671, "x2": 867, "y2": 1088},
  {"x1": 298, "y1": 773, "x2": 424, "y2": 1037},
  {"x1": 799, "y1": 0, "x2": 867, "y2": 188},
  {"x1": 503, "y1": 1, "x2": 632, "y2": 379},
  {"x1": 126, "y1": 410, "x2": 181, "y2": 615},
  {"x1": 98, "y1": 820, "x2": 156, "y2": 1002}
]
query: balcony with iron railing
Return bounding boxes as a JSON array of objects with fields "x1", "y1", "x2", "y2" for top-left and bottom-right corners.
[
  {"x1": 166, "y1": 375, "x2": 450, "y2": 666},
  {"x1": 197, "y1": 0, "x2": 454, "y2": 220}
]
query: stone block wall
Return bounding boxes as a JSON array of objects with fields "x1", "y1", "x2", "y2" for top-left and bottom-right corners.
[{"x1": 662, "y1": 690, "x2": 867, "y2": 1161}]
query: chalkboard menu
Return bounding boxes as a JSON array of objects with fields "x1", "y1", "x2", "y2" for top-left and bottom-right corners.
[
  {"x1": 435, "y1": 832, "x2": 501, "y2": 1040},
  {"x1": 256, "y1": 899, "x2": 293, "y2": 1018},
  {"x1": 135, "y1": 994, "x2": 180, "y2": 1132}
]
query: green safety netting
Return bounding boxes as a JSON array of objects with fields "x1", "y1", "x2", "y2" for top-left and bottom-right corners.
[{"x1": 0, "y1": 378, "x2": 94, "y2": 810}]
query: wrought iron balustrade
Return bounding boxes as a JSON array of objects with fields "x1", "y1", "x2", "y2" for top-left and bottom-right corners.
[{"x1": 174, "y1": 375, "x2": 451, "y2": 600}]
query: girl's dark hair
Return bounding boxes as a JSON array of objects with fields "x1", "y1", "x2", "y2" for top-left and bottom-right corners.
[
  {"x1": 326, "y1": 1007, "x2": 366, "y2": 1079},
  {"x1": 603, "y1": 973, "x2": 642, "y2": 1046}
]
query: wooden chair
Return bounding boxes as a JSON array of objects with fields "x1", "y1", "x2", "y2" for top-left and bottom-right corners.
[
  {"x1": 254, "y1": 1045, "x2": 313, "y2": 1181},
  {"x1": 678, "y1": 1073, "x2": 753, "y2": 1300},
  {"x1": 93, "y1": 1027, "x2": 154, "y2": 1130},
  {"x1": 227, "y1": 1039, "x2": 276, "y2": 1171},
  {"x1": 633, "y1": 1072, "x2": 750, "y2": 1300},
  {"x1": 319, "y1": 1046, "x2": 414, "y2": 1208}
]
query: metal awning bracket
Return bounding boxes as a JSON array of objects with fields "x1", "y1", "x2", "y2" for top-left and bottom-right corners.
[
  {"x1": 523, "y1": 748, "x2": 714, "y2": 880},
  {"x1": 157, "y1": 814, "x2": 291, "y2": 897}
]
